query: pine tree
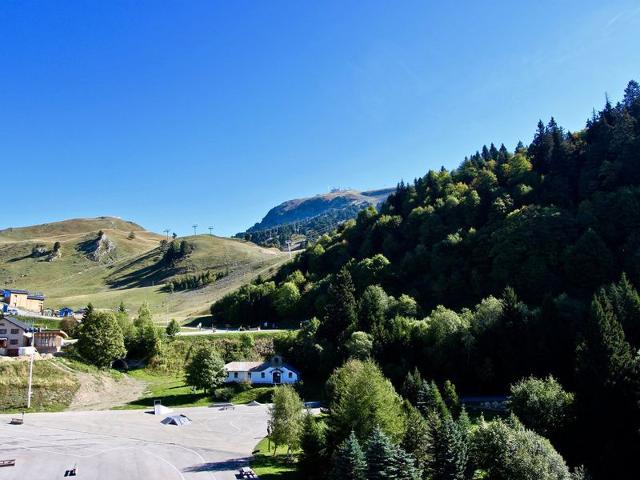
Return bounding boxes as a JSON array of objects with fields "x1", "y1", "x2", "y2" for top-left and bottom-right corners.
[
  {"x1": 425, "y1": 410, "x2": 471, "y2": 480},
  {"x1": 576, "y1": 291, "x2": 633, "y2": 390},
  {"x1": 299, "y1": 413, "x2": 328, "y2": 480},
  {"x1": 442, "y1": 380, "x2": 461, "y2": 418},
  {"x1": 402, "y1": 367, "x2": 423, "y2": 404},
  {"x1": 366, "y1": 425, "x2": 398, "y2": 480},
  {"x1": 333, "y1": 431, "x2": 366, "y2": 480},
  {"x1": 401, "y1": 404, "x2": 429, "y2": 470},
  {"x1": 416, "y1": 380, "x2": 449, "y2": 419},
  {"x1": 607, "y1": 273, "x2": 640, "y2": 348},
  {"x1": 321, "y1": 267, "x2": 357, "y2": 342},
  {"x1": 575, "y1": 290, "x2": 638, "y2": 478}
]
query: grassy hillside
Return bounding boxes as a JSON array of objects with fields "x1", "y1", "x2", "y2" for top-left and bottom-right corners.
[
  {"x1": 0, "y1": 359, "x2": 80, "y2": 412},
  {"x1": 0, "y1": 217, "x2": 288, "y2": 322}
]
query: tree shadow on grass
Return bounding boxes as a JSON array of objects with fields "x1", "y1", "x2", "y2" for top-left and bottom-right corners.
[
  {"x1": 183, "y1": 456, "x2": 252, "y2": 473},
  {"x1": 125, "y1": 391, "x2": 209, "y2": 408},
  {"x1": 251, "y1": 452, "x2": 298, "y2": 480}
]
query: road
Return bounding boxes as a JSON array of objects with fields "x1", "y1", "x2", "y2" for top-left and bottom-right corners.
[
  {"x1": 0, "y1": 405, "x2": 269, "y2": 480},
  {"x1": 177, "y1": 328, "x2": 291, "y2": 336}
]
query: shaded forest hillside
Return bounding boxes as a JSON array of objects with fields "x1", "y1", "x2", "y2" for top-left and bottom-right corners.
[{"x1": 212, "y1": 80, "x2": 640, "y2": 479}]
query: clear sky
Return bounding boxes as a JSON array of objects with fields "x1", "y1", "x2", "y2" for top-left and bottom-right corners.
[{"x1": 1, "y1": 1, "x2": 639, "y2": 236}]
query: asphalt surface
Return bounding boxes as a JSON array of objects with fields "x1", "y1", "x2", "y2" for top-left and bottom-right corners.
[{"x1": 0, "y1": 405, "x2": 269, "y2": 479}]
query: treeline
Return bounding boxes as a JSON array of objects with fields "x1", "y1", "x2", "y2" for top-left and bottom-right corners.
[
  {"x1": 212, "y1": 81, "x2": 640, "y2": 477},
  {"x1": 167, "y1": 269, "x2": 228, "y2": 292},
  {"x1": 236, "y1": 205, "x2": 363, "y2": 249},
  {"x1": 160, "y1": 239, "x2": 194, "y2": 265},
  {"x1": 268, "y1": 361, "x2": 586, "y2": 480}
]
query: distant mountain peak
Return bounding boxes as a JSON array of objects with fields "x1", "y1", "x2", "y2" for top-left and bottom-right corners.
[{"x1": 237, "y1": 187, "x2": 394, "y2": 248}]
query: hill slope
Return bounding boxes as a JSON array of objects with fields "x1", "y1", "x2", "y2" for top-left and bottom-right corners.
[
  {"x1": 237, "y1": 188, "x2": 394, "y2": 248},
  {"x1": 0, "y1": 217, "x2": 287, "y2": 322},
  {"x1": 211, "y1": 80, "x2": 640, "y2": 478}
]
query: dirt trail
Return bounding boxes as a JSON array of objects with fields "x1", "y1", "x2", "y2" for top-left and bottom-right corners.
[{"x1": 51, "y1": 361, "x2": 146, "y2": 411}]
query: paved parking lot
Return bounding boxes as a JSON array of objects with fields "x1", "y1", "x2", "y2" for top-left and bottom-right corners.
[{"x1": 0, "y1": 405, "x2": 269, "y2": 479}]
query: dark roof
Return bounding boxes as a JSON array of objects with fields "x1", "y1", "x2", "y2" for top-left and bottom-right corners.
[
  {"x1": 3, "y1": 289, "x2": 29, "y2": 295},
  {"x1": 225, "y1": 357, "x2": 301, "y2": 375},
  {"x1": 253, "y1": 362, "x2": 301, "y2": 375},
  {"x1": 27, "y1": 295, "x2": 45, "y2": 301},
  {"x1": 1, "y1": 316, "x2": 35, "y2": 332}
]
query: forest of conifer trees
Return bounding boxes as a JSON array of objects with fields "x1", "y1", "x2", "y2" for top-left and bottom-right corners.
[{"x1": 214, "y1": 81, "x2": 640, "y2": 478}]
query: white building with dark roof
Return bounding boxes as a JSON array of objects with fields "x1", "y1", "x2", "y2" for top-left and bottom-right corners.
[{"x1": 224, "y1": 355, "x2": 300, "y2": 385}]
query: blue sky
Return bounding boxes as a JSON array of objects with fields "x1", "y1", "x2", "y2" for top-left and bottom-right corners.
[{"x1": 1, "y1": 1, "x2": 639, "y2": 236}]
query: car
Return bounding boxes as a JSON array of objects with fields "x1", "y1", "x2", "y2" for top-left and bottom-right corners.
[{"x1": 7, "y1": 309, "x2": 18, "y2": 315}]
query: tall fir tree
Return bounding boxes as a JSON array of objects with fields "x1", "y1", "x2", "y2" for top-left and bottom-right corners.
[
  {"x1": 299, "y1": 414, "x2": 328, "y2": 480},
  {"x1": 416, "y1": 380, "x2": 449, "y2": 419},
  {"x1": 332, "y1": 431, "x2": 366, "y2": 480},
  {"x1": 320, "y1": 266, "x2": 358, "y2": 343},
  {"x1": 424, "y1": 410, "x2": 471, "y2": 480}
]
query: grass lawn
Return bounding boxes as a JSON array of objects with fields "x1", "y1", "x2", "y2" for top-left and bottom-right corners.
[
  {"x1": 114, "y1": 370, "x2": 211, "y2": 410},
  {"x1": 116, "y1": 369, "x2": 281, "y2": 410},
  {"x1": 251, "y1": 437, "x2": 299, "y2": 480}
]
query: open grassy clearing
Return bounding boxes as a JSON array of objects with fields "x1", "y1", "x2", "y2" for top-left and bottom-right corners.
[
  {"x1": 251, "y1": 437, "x2": 299, "y2": 480},
  {"x1": 116, "y1": 370, "x2": 276, "y2": 410},
  {"x1": 0, "y1": 217, "x2": 288, "y2": 323}
]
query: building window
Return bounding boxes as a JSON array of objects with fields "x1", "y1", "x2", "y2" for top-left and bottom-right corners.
[
  {"x1": 261, "y1": 372, "x2": 265, "y2": 378},
  {"x1": 0, "y1": 329, "x2": 6, "y2": 334},
  {"x1": 289, "y1": 372, "x2": 293, "y2": 378},
  {"x1": 10, "y1": 329, "x2": 19, "y2": 334},
  {"x1": 9, "y1": 339, "x2": 18, "y2": 345},
  {"x1": 234, "y1": 372, "x2": 238, "y2": 378}
]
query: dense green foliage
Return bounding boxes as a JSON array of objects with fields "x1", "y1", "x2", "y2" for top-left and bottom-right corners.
[
  {"x1": 165, "y1": 319, "x2": 181, "y2": 339},
  {"x1": 509, "y1": 375, "x2": 574, "y2": 437},
  {"x1": 167, "y1": 269, "x2": 227, "y2": 291},
  {"x1": 327, "y1": 360, "x2": 406, "y2": 444},
  {"x1": 184, "y1": 346, "x2": 226, "y2": 393},
  {"x1": 77, "y1": 310, "x2": 126, "y2": 368},
  {"x1": 268, "y1": 384, "x2": 305, "y2": 454},
  {"x1": 216, "y1": 81, "x2": 640, "y2": 478},
  {"x1": 161, "y1": 239, "x2": 194, "y2": 265},
  {"x1": 473, "y1": 415, "x2": 573, "y2": 480}
]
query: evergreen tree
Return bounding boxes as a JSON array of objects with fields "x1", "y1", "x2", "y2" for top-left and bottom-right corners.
[
  {"x1": 130, "y1": 303, "x2": 162, "y2": 358},
  {"x1": 442, "y1": 380, "x2": 461, "y2": 418},
  {"x1": 574, "y1": 290, "x2": 638, "y2": 478},
  {"x1": 576, "y1": 291, "x2": 633, "y2": 391},
  {"x1": 332, "y1": 431, "x2": 366, "y2": 480},
  {"x1": 320, "y1": 267, "x2": 357, "y2": 342},
  {"x1": 416, "y1": 380, "x2": 449, "y2": 419},
  {"x1": 366, "y1": 426, "x2": 399, "y2": 480},
  {"x1": 607, "y1": 273, "x2": 640, "y2": 348},
  {"x1": 401, "y1": 403, "x2": 430, "y2": 470},
  {"x1": 299, "y1": 413, "x2": 328, "y2": 480},
  {"x1": 165, "y1": 319, "x2": 181, "y2": 340},
  {"x1": 425, "y1": 410, "x2": 471, "y2": 480},
  {"x1": 402, "y1": 367, "x2": 423, "y2": 404}
]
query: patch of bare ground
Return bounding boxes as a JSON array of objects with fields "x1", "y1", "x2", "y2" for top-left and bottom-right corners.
[
  {"x1": 68, "y1": 371, "x2": 146, "y2": 411},
  {"x1": 49, "y1": 361, "x2": 146, "y2": 411}
]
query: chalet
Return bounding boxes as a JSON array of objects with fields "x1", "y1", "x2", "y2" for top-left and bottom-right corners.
[
  {"x1": 0, "y1": 316, "x2": 68, "y2": 356},
  {"x1": 0, "y1": 316, "x2": 36, "y2": 356},
  {"x1": 224, "y1": 355, "x2": 300, "y2": 385},
  {"x1": 1, "y1": 288, "x2": 45, "y2": 314}
]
